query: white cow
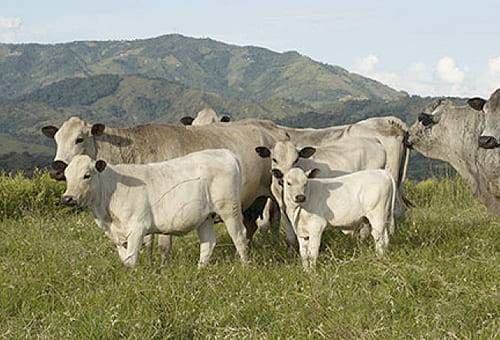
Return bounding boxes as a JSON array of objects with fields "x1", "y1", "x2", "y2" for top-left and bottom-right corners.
[
  {"x1": 282, "y1": 167, "x2": 395, "y2": 271},
  {"x1": 180, "y1": 108, "x2": 231, "y2": 126},
  {"x1": 62, "y1": 150, "x2": 249, "y2": 268},
  {"x1": 255, "y1": 137, "x2": 387, "y2": 249}
]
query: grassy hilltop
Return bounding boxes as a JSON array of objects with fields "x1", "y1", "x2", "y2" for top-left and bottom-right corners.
[{"x1": 0, "y1": 173, "x2": 498, "y2": 338}]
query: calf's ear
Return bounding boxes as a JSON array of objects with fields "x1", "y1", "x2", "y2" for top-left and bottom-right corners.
[
  {"x1": 298, "y1": 147, "x2": 316, "y2": 159},
  {"x1": 255, "y1": 146, "x2": 271, "y2": 158},
  {"x1": 95, "y1": 160, "x2": 107, "y2": 173},
  {"x1": 271, "y1": 169, "x2": 283, "y2": 179},
  {"x1": 42, "y1": 126, "x2": 58, "y2": 139},
  {"x1": 91, "y1": 123, "x2": 105, "y2": 136},
  {"x1": 180, "y1": 116, "x2": 194, "y2": 125},
  {"x1": 306, "y1": 168, "x2": 320, "y2": 178},
  {"x1": 220, "y1": 115, "x2": 231, "y2": 123},
  {"x1": 467, "y1": 97, "x2": 487, "y2": 111}
]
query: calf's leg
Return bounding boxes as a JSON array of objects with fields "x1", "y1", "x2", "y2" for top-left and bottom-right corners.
[
  {"x1": 121, "y1": 227, "x2": 145, "y2": 268},
  {"x1": 367, "y1": 214, "x2": 389, "y2": 256},
  {"x1": 158, "y1": 235, "x2": 172, "y2": 266},
  {"x1": 197, "y1": 219, "x2": 217, "y2": 268},
  {"x1": 220, "y1": 213, "x2": 249, "y2": 264}
]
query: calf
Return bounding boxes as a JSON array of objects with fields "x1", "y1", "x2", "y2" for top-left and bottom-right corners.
[
  {"x1": 281, "y1": 167, "x2": 395, "y2": 271},
  {"x1": 62, "y1": 150, "x2": 249, "y2": 268},
  {"x1": 255, "y1": 138, "x2": 387, "y2": 249}
]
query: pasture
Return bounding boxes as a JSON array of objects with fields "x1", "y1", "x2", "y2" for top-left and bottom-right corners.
[{"x1": 0, "y1": 173, "x2": 498, "y2": 338}]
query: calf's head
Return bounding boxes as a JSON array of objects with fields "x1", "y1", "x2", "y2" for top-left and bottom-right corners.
[
  {"x1": 282, "y1": 167, "x2": 320, "y2": 205},
  {"x1": 62, "y1": 155, "x2": 107, "y2": 207},
  {"x1": 467, "y1": 88, "x2": 500, "y2": 149},
  {"x1": 42, "y1": 117, "x2": 105, "y2": 180},
  {"x1": 255, "y1": 141, "x2": 316, "y2": 183}
]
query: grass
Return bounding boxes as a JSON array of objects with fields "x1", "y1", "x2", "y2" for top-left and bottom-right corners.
[{"x1": 0, "y1": 176, "x2": 498, "y2": 338}]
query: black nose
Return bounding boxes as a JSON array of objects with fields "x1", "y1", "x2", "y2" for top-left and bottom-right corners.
[
  {"x1": 49, "y1": 168, "x2": 66, "y2": 181},
  {"x1": 295, "y1": 194, "x2": 306, "y2": 203},
  {"x1": 478, "y1": 136, "x2": 499, "y2": 149},
  {"x1": 418, "y1": 113, "x2": 434, "y2": 127},
  {"x1": 62, "y1": 196, "x2": 76, "y2": 206},
  {"x1": 403, "y1": 131, "x2": 413, "y2": 149}
]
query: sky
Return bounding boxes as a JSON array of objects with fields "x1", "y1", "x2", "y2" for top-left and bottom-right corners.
[{"x1": 1, "y1": 0, "x2": 499, "y2": 97}]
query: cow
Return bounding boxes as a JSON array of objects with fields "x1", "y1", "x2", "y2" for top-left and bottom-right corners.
[
  {"x1": 41, "y1": 116, "x2": 282, "y2": 264},
  {"x1": 255, "y1": 137, "x2": 388, "y2": 250},
  {"x1": 62, "y1": 151, "x2": 249, "y2": 268},
  {"x1": 407, "y1": 98, "x2": 500, "y2": 214},
  {"x1": 180, "y1": 108, "x2": 231, "y2": 126},
  {"x1": 281, "y1": 167, "x2": 395, "y2": 271},
  {"x1": 466, "y1": 88, "x2": 500, "y2": 149}
]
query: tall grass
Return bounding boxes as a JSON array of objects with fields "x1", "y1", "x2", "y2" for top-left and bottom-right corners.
[
  {"x1": 0, "y1": 175, "x2": 498, "y2": 338},
  {"x1": 0, "y1": 170, "x2": 66, "y2": 219}
]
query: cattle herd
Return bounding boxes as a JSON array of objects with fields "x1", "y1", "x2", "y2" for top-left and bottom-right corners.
[{"x1": 40, "y1": 89, "x2": 500, "y2": 271}]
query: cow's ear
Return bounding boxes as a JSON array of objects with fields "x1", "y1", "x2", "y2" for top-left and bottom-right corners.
[
  {"x1": 91, "y1": 123, "x2": 105, "y2": 136},
  {"x1": 255, "y1": 146, "x2": 271, "y2": 158},
  {"x1": 467, "y1": 97, "x2": 487, "y2": 111},
  {"x1": 95, "y1": 160, "x2": 107, "y2": 173},
  {"x1": 306, "y1": 168, "x2": 320, "y2": 179},
  {"x1": 271, "y1": 169, "x2": 283, "y2": 179},
  {"x1": 180, "y1": 116, "x2": 194, "y2": 126},
  {"x1": 298, "y1": 147, "x2": 316, "y2": 159},
  {"x1": 220, "y1": 115, "x2": 231, "y2": 123},
  {"x1": 42, "y1": 126, "x2": 58, "y2": 139}
]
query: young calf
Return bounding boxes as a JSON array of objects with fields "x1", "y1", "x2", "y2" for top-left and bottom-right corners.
[
  {"x1": 282, "y1": 167, "x2": 395, "y2": 271},
  {"x1": 62, "y1": 150, "x2": 248, "y2": 268},
  {"x1": 255, "y1": 138, "x2": 387, "y2": 248}
]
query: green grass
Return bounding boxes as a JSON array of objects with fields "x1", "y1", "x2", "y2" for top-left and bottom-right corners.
[{"x1": 0, "y1": 177, "x2": 498, "y2": 338}]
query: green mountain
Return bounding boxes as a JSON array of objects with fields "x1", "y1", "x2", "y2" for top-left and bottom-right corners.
[{"x1": 0, "y1": 34, "x2": 406, "y2": 104}]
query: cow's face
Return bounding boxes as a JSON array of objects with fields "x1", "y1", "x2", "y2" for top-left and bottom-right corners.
[
  {"x1": 62, "y1": 155, "x2": 106, "y2": 207},
  {"x1": 467, "y1": 88, "x2": 500, "y2": 149},
  {"x1": 255, "y1": 141, "x2": 316, "y2": 182},
  {"x1": 41, "y1": 117, "x2": 105, "y2": 180},
  {"x1": 407, "y1": 99, "x2": 456, "y2": 157},
  {"x1": 283, "y1": 168, "x2": 320, "y2": 206}
]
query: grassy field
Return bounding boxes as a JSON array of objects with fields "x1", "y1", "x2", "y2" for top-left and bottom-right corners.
[{"x1": 0, "y1": 174, "x2": 498, "y2": 338}]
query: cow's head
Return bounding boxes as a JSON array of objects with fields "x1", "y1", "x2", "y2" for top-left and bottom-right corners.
[
  {"x1": 282, "y1": 167, "x2": 320, "y2": 206},
  {"x1": 407, "y1": 98, "x2": 485, "y2": 161},
  {"x1": 62, "y1": 155, "x2": 106, "y2": 207},
  {"x1": 180, "y1": 108, "x2": 231, "y2": 126},
  {"x1": 42, "y1": 117, "x2": 105, "y2": 180},
  {"x1": 255, "y1": 141, "x2": 316, "y2": 184},
  {"x1": 467, "y1": 88, "x2": 500, "y2": 149}
]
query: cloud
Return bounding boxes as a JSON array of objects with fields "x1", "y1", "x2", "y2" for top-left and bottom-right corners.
[
  {"x1": 436, "y1": 57, "x2": 465, "y2": 85},
  {"x1": 489, "y1": 57, "x2": 500, "y2": 75},
  {"x1": 355, "y1": 54, "x2": 379, "y2": 74},
  {"x1": 0, "y1": 17, "x2": 23, "y2": 43}
]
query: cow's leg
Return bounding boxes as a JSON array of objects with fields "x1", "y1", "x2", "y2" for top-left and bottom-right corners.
[
  {"x1": 307, "y1": 223, "x2": 326, "y2": 271},
  {"x1": 122, "y1": 228, "x2": 145, "y2": 268},
  {"x1": 158, "y1": 235, "x2": 172, "y2": 266},
  {"x1": 284, "y1": 217, "x2": 298, "y2": 255},
  {"x1": 243, "y1": 196, "x2": 268, "y2": 243},
  {"x1": 197, "y1": 219, "x2": 217, "y2": 268},
  {"x1": 143, "y1": 234, "x2": 154, "y2": 263},
  {"x1": 219, "y1": 212, "x2": 249, "y2": 264},
  {"x1": 297, "y1": 236, "x2": 309, "y2": 271},
  {"x1": 367, "y1": 214, "x2": 389, "y2": 256}
]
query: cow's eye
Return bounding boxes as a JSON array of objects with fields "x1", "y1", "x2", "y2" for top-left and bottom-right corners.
[
  {"x1": 75, "y1": 137, "x2": 84, "y2": 144},
  {"x1": 293, "y1": 158, "x2": 299, "y2": 164},
  {"x1": 83, "y1": 174, "x2": 91, "y2": 180},
  {"x1": 287, "y1": 182, "x2": 291, "y2": 186},
  {"x1": 272, "y1": 158, "x2": 277, "y2": 163}
]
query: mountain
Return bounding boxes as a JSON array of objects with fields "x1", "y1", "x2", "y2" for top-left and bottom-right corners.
[
  {"x1": 0, "y1": 34, "x2": 406, "y2": 105},
  {"x1": 0, "y1": 34, "x2": 455, "y2": 180}
]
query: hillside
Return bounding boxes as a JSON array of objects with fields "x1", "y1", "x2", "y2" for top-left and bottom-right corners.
[{"x1": 0, "y1": 34, "x2": 406, "y2": 104}]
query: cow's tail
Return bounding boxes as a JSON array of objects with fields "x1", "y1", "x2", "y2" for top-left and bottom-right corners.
[
  {"x1": 388, "y1": 172, "x2": 397, "y2": 235},
  {"x1": 399, "y1": 131, "x2": 414, "y2": 208}
]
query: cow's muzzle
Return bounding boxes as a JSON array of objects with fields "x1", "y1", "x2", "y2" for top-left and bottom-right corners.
[
  {"x1": 478, "y1": 135, "x2": 499, "y2": 149},
  {"x1": 62, "y1": 195, "x2": 77, "y2": 207},
  {"x1": 404, "y1": 131, "x2": 413, "y2": 149},
  {"x1": 294, "y1": 194, "x2": 306, "y2": 203},
  {"x1": 418, "y1": 113, "x2": 434, "y2": 127},
  {"x1": 50, "y1": 161, "x2": 68, "y2": 181}
]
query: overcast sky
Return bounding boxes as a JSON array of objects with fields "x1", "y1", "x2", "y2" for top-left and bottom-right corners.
[{"x1": 1, "y1": 0, "x2": 499, "y2": 97}]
